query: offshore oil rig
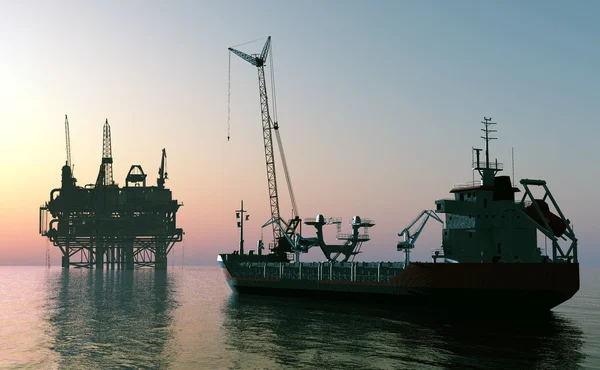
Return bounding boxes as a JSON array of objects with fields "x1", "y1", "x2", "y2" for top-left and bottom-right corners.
[{"x1": 39, "y1": 116, "x2": 183, "y2": 269}]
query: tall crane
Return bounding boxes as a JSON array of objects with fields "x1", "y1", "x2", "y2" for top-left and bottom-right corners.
[
  {"x1": 157, "y1": 148, "x2": 168, "y2": 188},
  {"x1": 229, "y1": 36, "x2": 300, "y2": 252}
]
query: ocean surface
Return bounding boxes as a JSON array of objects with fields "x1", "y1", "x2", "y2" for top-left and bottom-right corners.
[{"x1": 0, "y1": 265, "x2": 599, "y2": 369}]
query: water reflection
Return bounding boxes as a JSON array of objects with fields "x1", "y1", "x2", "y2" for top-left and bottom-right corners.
[
  {"x1": 47, "y1": 268, "x2": 177, "y2": 369},
  {"x1": 222, "y1": 295, "x2": 585, "y2": 369}
]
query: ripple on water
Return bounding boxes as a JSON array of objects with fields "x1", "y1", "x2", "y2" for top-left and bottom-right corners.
[{"x1": 0, "y1": 266, "x2": 599, "y2": 369}]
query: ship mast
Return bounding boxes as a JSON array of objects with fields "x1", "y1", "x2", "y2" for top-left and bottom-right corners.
[
  {"x1": 481, "y1": 116, "x2": 496, "y2": 169},
  {"x1": 474, "y1": 117, "x2": 501, "y2": 186},
  {"x1": 236, "y1": 200, "x2": 249, "y2": 255}
]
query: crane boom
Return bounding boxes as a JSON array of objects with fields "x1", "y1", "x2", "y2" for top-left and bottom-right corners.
[
  {"x1": 398, "y1": 210, "x2": 443, "y2": 249},
  {"x1": 229, "y1": 37, "x2": 282, "y2": 246},
  {"x1": 397, "y1": 210, "x2": 443, "y2": 266},
  {"x1": 158, "y1": 148, "x2": 168, "y2": 188},
  {"x1": 64, "y1": 114, "x2": 72, "y2": 169},
  {"x1": 228, "y1": 37, "x2": 271, "y2": 67}
]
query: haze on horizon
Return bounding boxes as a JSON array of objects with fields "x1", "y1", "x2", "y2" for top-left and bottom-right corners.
[{"x1": 0, "y1": 0, "x2": 598, "y2": 266}]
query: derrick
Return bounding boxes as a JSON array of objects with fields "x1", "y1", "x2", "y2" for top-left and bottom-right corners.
[{"x1": 228, "y1": 37, "x2": 300, "y2": 255}]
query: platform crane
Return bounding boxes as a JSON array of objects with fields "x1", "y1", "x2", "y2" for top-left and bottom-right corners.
[
  {"x1": 62, "y1": 115, "x2": 77, "y2": 188},
  {"x1": 157, "y1": 148, "x2": 168, "y2": 188},
  {"x1": 397, "y1": 210, "x2": 443, "y2": 266},
  {"x1": 228, "y1": 36, "x2": 300, "y2": 255},
  {"x1": 64, "y1": 115, "x2": 72, "y2": 170}
]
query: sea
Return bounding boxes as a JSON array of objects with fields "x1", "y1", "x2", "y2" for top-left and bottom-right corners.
[{"x1": 0, "y1": 266, "x2": 598, "y2": 369}]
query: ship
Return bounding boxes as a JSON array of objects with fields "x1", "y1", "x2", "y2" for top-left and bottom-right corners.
[{"x1": 218, "y1": 117, "x2": 579, "y2": 312}]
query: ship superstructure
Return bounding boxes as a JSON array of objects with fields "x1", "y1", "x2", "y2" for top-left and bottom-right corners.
[
  {"x1": 434, "y1": 117, "x2": 576, "y2": 265},
  {"x1": 218, "y1": 118, "x2": 579, "y2": 311}
]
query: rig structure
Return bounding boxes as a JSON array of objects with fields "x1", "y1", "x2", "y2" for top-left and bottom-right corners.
[{"x1": 39, "y1": 116, "x2": 183, "y2": 269}]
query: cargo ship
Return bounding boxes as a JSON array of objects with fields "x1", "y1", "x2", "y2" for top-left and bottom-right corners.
[{"x1": 218, "y1": 117, "x2": 579, "y2": 311}]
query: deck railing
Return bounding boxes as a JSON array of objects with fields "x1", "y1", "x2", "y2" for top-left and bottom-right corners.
[
  {"x1": 452, "y1": 180, "x2": 483, "y2": 189},
  {"x1": 472, "y1": 161, "x2": 503, "y2": 170},
  {"x1": 303, "y1": 217, "x2": 342, "y2": 224},
  {"x1": 232, "y1": 261, "x2": 405, "y2": 283}
]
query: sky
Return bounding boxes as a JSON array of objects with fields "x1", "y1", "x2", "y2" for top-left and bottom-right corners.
[{"x1": 0, "y1": 0, "x2": 599, "y2": 266}]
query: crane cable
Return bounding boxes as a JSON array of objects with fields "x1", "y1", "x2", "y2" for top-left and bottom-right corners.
[
  {"x1": 269, "y1": 42, "x2": 299, "y2": 219},
  {"x1": 228, "y1": 37, "x2": 269, "y2": 142},
  {"x1": 227, "y1": 51, "x2": 231, "y2": 141},
  {"x1": 269, "y1": 41, "x2": 278, "y2": 124}
]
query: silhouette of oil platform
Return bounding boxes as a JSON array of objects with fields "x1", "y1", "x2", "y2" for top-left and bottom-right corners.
[{"x1": 39, "y1": 116, "x2": 183, "y2": 269}]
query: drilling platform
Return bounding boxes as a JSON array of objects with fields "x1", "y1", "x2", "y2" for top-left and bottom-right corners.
[{"x1": 39, "y1": 116, "x2": 183, "y2": 269}]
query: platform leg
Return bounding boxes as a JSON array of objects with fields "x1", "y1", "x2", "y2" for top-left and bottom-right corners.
[{"x1": 155, "y1": 244, "x2": 167, "y2": 270}]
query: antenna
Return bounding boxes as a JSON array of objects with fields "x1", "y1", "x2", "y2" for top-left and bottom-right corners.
[
  {"x1": 512, "y1": 147, "x2": 515, "y2": 187},
  {"x1": 471, "y1": 146, "x2": 474, "y2": 184},
  {"x1": 236, "y1": 200, "x2": 249, "y2": 255}
]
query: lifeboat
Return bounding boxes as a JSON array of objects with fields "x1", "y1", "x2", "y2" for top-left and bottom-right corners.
[{"x1": 524, "y1": 199, "x2": 566, "y2": 237}]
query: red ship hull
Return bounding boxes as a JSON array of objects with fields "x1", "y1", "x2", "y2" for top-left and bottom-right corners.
[{"x1": 220, "y1": 260, "x2": 579, "y2": 312}]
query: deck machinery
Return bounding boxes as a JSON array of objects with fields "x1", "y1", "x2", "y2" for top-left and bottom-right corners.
[{"x1": 39, "y1": 117, "x2": 183, "y2": 269}]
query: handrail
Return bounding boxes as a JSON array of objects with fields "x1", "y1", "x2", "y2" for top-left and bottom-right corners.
[
  {"x1": 452, "y1": 180, "x2": 483, "y2": 189},
  {"x1": 304, "y1": 217, "x2": 342, "y2": 224},
  {"x1": 336, "y1": 233, "x2": 370, "y2": 240},
  {"x1": 431, "y1": 248, "x2": 444, "y2": 256},
  {"x1": 350, "y1": 218, "x2": 374, "y2": 225},
  {"x1": 472, "y1": 161, "x2": 503, "y2": 170}
]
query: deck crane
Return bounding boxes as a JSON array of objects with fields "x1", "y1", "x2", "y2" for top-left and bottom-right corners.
[
  {"x1": 397, "y1": 210, "x2": 443, "y2": 266},
  {"x1": 228, "y1": 36, "x2": 301, "y2": 256},
  {"x1": 62, "y1": 114, "x2": 77, "y2": 188},
  {"x1": 64, "y1": 114, "x2": 72, "y2": 170},
  {"x1": 157, "y1": 148, "x2": 168, "y2": 188}
]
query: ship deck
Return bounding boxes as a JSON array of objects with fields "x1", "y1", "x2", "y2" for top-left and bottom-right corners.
[
  {"x1": 218, "y1": 255, "x2": 406, "y2": 283},
  {"x1": 218, "y1": 254, "x2": 580, "y2": 311}
]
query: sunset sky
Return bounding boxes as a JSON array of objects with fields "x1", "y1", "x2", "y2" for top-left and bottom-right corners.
[{"x1": 1, "y1": 0, "x2": 598, "y2": 266}]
